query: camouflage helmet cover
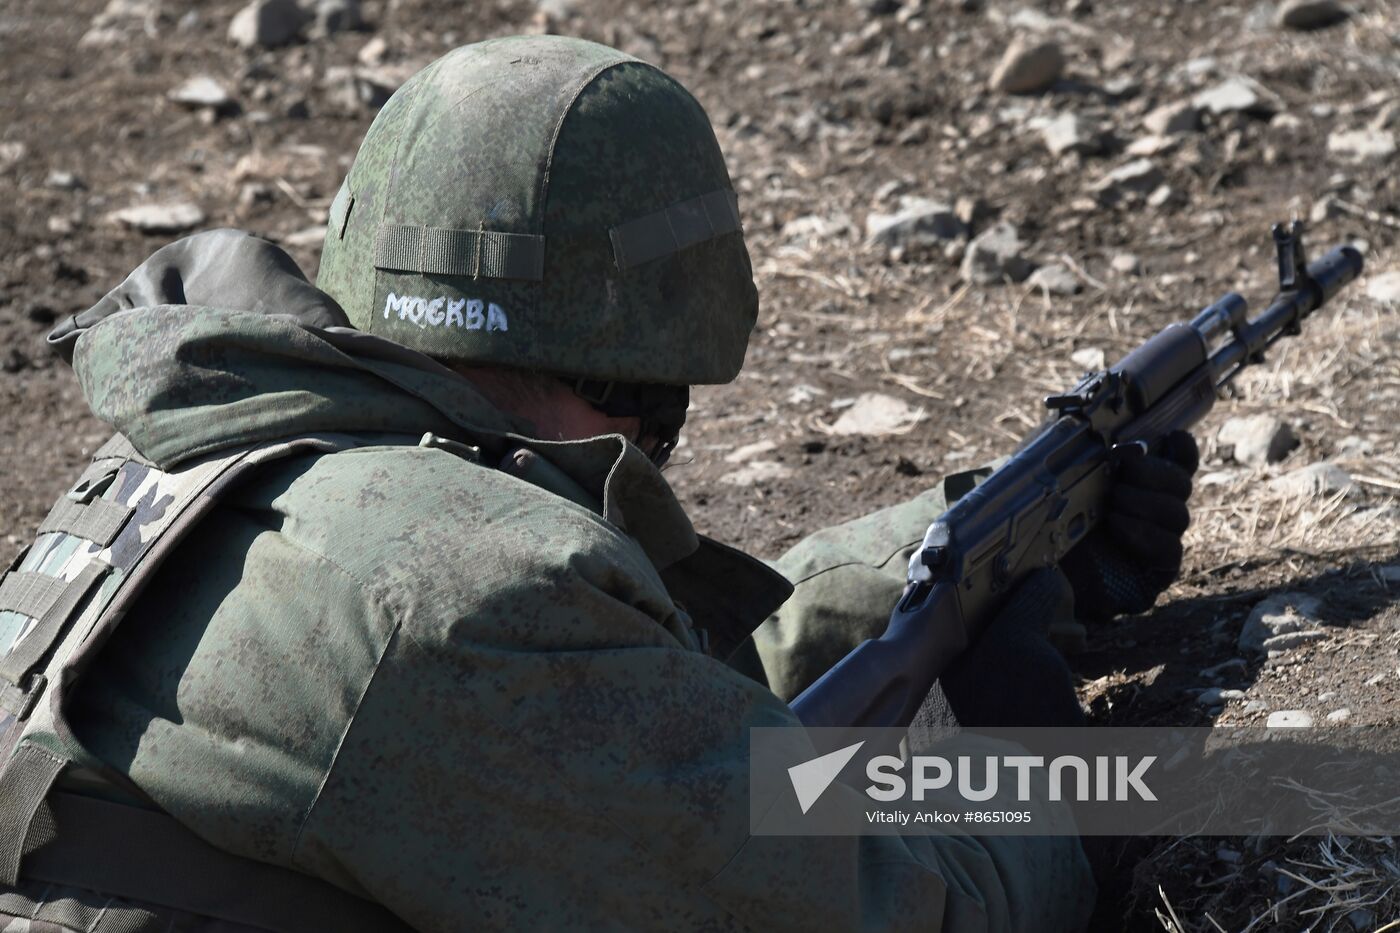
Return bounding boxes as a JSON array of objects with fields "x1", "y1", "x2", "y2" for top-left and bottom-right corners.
[{"x1": 317, "y1": 36, "x2": 759, "y2": 386}]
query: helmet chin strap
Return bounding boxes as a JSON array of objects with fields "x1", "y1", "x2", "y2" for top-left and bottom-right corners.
[{"x1": 561, "y1": 378, "x2": 689, "y2": 468}]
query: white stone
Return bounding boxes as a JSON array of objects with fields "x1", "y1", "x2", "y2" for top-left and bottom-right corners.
[
  {"x1": 1071, "y1": 347, "x2": 1106, "y2": 370},
  {"x1": 1366, "y1": 271, "x2": 1400, "y2": 304},
  {"x1": 228, "y1": 0, "x2": 303, "y2": 49},
  {"x1": 108, "y1": 202, "x2": 206, "y2": 234},
  {"x1": 960, "y1": 222, "x2": 1033, "y2": 284},
  {"x1": 169, "y1": 76, "x2": 233, "y2": 109},
  {"x1": 866, "y1": 198, "x2": 964, "y2": 249},
  {"x1": 990, "y1": 38, "x2": 1065, "y2": 94},
  {"x1": 719, "y1": 461, "x2": 793, "y2": 486},
  {"x1": 1143, "y1": 101, "x2": 1201, "y2": 136},
  {"x1": 1194, "y1": 77, "x2": 1278, "y2": 116},
  {"x1": 1326, "y1": 707, "x2": 1351, "y2": 723},
  {"x1": 1266, "y1": 709, "x2": 1314, "y2": 728},
  {"x1": 1028, "y1": 263, "x2": 1081, "y2": 295},
  {"x1": 1111, "y1": 253, "x2": 1142, "y2": 275},
  {"x1": 1269, "y1": 462, "x2": 1355, "y2": 497},
  {"x1": 725, "y1": 440, "x2": 779, "y2": 463},
  {"x1": 1041, "y1": 113, "x2": 1100, "y2": 157},
  {"x1": 828, "y1": 393, "x2": 923, "y2": 436},
  {"x1": 1327, "y1": 129, "x2": 1398, "y2": 163},
  {"x1": 1217, "y1": 414, "x2": 1298, "y2": 466},
  {"x1": 1093, "y1": 159, "x2": 1164, "y2": 203},
  {"x1": 44, "y1": 170, "x2": 83, "y2": 190},
  {"x1": 1197, "y1": 687, "x2": 1246, "y2": 706},
  {"x1": 1239, "y1": 592, "x2": 1323, "y2": 653}
]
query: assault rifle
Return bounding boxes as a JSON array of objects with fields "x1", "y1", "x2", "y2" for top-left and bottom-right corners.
[{"x1": 790, "y1": 223, "x2": 1364, "y2": 729}]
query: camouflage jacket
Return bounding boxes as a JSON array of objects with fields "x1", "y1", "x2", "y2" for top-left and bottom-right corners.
[{"x1": 20, "y1": 231, "x2": 1093, "y2": 932}]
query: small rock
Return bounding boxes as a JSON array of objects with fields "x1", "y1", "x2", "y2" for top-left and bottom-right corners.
[
  {"x1": 1028, "y1": 263, "x2": 1081, "y2": 296},
  {"x1": 1193, "y1": 77, "x2": 1279, "y2": 117},
  {"x1": 24, "y1": 304, "x2": 56, "y2": 325},
  {"x1": 1328, "y1": 128, "x2": 1398, "y2": 163},
  {"x1": 169, "y1": 76, "x2": 235, "y2": 112},
  {"x1": 2, "y1": 348, "x2": 29, "y2": 374},
  {"x1": 725, "y1": 440, "x2": 779, "y2": 463},
  {"x1": 1217, "y1": 414, "x2": 1298, "y2": 466},
  {"x1": 1276, "y1": 0, "x2": 1350, "y2": 30},
  {"x1": 312, "y1": 0, "x2": 361, "y2": 34},
  {"x1": 1070, "y1": 347, "x2": 1106, "y2": 370},
  {"x1": 357, "y1": 35, "x2": 389, "y2": 66},
  {"x1": 0, "y1": 141, "x2": 26, "y2": 167},
  {"x1": 1092, "y1": 159, "x2": 1164, "y2": 204},
  {"x1": 1243, "y1": 699, "x2": 1268, "y2": 714},
  {"x1": 1326, "y1": 708, "x2": 1351, "y2": 723},
  {"x1": 1266, "y1": 709, "x2": 1314, "y2": 728},
  {"x1": 960, "y1": 222, "x2": 1034, "y2": 284},
  {"x1": 829, "y1": 393, "x2": 923, "y2": 436},
  {"x1": 990, "y1": 37, "x2": 1065, "y2": 94},
  {"x1": 1147, "y1": 185, "x2": 1174, "y2": 208},
  {"x1": 1041, "y1": 113, "x2": 1101, "y2": 157},
  {"x1": 44, "y1": 170, "x2": 84, "y2": 191},
  {"x1": 784, "y1": 213, "x2": 853, "y2": 243},
  {"x1": 1365, "y1": 271, "x2": 1400, "y2": 304},
  {"x1": 1310, "y1": 195, "x2": 1343, "y2": 224},
  {"x1": 1366, "y1": 672, "x2": 1386, "y2": 686},
  {"x1": 1239, "y1": 592, "x2": 1323, "y2": 653},
  {"x1": 228, "y1": 0, "x2": 302, "y2": 49},
  {"x1": 1264, "y1": 630, "x2": 1327, "y2": 652},
  {"x1": 866, "y1": 197, "x2": 965, "y2": 250},
  {"x1": 1269, "y1": 462, "x2": 1355, "y2": 497},
  {"x1": 720, "y1": 461, "x2": 793, "y2": 486},
  {"x1": 1197, "y1": 687, "x2": 1246, "y2": 706},
  {"x1": 1142, "y1": 101, "x2": 1200, "y2": 136},
  {"x1": 1126, "y1": 135, "x2": 1176, "y2": 158},
  {"x1": 327, "y1": 65, "x2": 404, "y2": 110},
  {"x1": 954, "y1": 195, "x2": 988, "y2": 229},
  {"x1": 109, "y1": 202, "x2": 206, "y2": 234},
  {"x1": 80, "y1": 0, "x2": 160, "y2": 46},
  {"x1": 1111, "y1": 253, "x2": 1142, "y2": 275}
]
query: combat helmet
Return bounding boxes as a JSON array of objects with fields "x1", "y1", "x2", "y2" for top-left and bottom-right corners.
[{"x1": 318, "y1": 35, "x2": 759, "y2": 451}]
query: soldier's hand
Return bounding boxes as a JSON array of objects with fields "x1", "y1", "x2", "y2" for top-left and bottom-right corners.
[
  {"x1": 915, "y1": 568, "x2": 1084, "y2": 730},
  {"x1": 1060, "y1": 430, "x2": 1199, "y2": 622}
]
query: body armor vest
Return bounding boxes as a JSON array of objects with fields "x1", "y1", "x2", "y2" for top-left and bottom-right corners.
[{"x1": 0, "y1": 433, "x2": 415, "y2": 933}]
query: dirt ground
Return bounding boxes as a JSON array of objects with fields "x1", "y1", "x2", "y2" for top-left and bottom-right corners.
[{"x1": 3, "y1": 0, "x2": 1400, "y2": 929}]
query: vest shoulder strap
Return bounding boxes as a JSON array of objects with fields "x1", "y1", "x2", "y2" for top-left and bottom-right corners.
[{"x1": 0, "y1": 432, "x2": 416, "y2": 933}]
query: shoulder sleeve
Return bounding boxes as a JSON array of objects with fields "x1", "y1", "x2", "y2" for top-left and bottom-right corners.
[
  {"x1": 750, "y1": 463, "x2": 1008, "y2": 702},
  {"x1": 289, "y1": 509, "x2": 1092, "y2": 933}
]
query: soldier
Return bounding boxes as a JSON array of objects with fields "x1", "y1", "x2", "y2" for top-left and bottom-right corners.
[{"x1": 0, "y1": 35, "x2": 1194, "y2": 932}]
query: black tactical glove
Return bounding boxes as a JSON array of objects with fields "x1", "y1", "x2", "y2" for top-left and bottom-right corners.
[
  {"x1": 915, "y1": 567, "x2": 1085, "y2": 729},
  {"x1": 1060, "y1": 430, "x2": 1199, "y2": 622}
]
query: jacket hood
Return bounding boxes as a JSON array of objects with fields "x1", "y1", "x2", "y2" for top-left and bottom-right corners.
[{"x1": 51, "y1": 229, "x2": 702, "y2": 570}]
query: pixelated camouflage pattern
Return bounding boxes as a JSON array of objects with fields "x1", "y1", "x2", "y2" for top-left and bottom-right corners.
[
  {"x1": 316, "y1": 36, "x2": 759, "y2": 386},
  {"x1": 17, "y1": 235, "x2": 1093, "y2": 931}
]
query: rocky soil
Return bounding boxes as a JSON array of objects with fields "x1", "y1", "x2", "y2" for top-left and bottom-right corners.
[{"x1": 3, "y1": 0, "x2": 1400, "y2": 929}]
